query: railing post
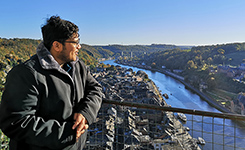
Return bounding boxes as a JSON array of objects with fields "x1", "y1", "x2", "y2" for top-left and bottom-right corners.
[
  {"x1": 202, "y1": 115, "x2": 204, "y2": 150},
  {"x1": 223, "y1": 118, "x2": 225, "y2": 150},
  {"x1": 192, "y1": 114, "x2": 194, "y2": 138},
  {"x1": 212, "y1": 117, "x2": 214, "y2": 150},
  {"x1": 234, "y1": 119, "x2": 236, "y2": 150}
]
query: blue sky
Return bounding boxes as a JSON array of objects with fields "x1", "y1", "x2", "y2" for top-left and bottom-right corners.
[{"x1": 1, "y1": 0, "x2": 245, "y2": 46}]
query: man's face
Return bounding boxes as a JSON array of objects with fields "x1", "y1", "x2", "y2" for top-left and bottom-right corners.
[{"x1": 58, "y1": 36, "x2": 81, "y2": 64}]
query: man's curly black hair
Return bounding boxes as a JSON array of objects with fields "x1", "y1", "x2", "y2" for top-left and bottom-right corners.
[{"x1": 41, "y1": 16, "x2": 79, "y2": 50}]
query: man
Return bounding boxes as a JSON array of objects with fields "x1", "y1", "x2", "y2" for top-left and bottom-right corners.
[{"x1": 0, "y1": 16, "x2": 103, "y2": 150}]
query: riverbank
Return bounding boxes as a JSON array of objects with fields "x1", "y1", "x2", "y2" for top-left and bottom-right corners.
[{"x1": 116, "y1": 61, "x2": 232, "y2": 114}]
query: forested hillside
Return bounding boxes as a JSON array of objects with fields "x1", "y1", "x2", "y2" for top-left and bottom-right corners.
[
  {"x1": 0, "y1": 38, "x2": 40, "y2": 89},
  {"x1": 94, "y1": 44, "x2": 192, "y2": 57},
  {"x1": 0, "y1": 38, "x2": 112, "y2": 89},
  {"x1": 81, "y1": 44, "x2": 114, "y2": 61},
  {"x1": 142, "y1": 42, "x2": 245, "y2": 70},
  {"x1": 1, "y1": 38, "x2": 245, "y2": 94},
  {"x1": 130, "y1": 42, "x2": 245, "y2": 93}
]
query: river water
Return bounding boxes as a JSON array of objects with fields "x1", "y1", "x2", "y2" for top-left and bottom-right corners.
[{"x1": 102, "y1": 60, "x2": 245, "y2": 150}]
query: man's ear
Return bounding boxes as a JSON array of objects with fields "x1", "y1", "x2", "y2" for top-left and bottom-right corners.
[{"x1": 52, "y1": 41, "x2": 62, "y2": 52}]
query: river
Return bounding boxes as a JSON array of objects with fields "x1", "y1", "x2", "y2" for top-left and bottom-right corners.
[{"x1": 102, "y1": 60, "x2": 245, "y2": 150}]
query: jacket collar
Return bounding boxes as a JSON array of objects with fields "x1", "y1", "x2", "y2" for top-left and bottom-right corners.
[{"x1": 36, "y1": 42, "x2": 78, "y2": 73}]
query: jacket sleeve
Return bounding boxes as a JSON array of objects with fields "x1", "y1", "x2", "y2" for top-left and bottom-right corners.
[
  {"x1": 75, "y1": 62, "x2": 104, "y2": 125},
  {"x1": 0, "y1": 65, "x2": 76, "y2": 149}
]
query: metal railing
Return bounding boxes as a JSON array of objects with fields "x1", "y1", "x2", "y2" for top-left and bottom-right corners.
[
  {"x1": 1, "y1": 99, "x2": 245, "y2": 150},
  {"x1": 85, "y1": 99, "x2": 245, "y2": 150}
]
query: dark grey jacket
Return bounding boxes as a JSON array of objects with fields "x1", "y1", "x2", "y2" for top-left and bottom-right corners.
[{"x1": 0, "y1": 42, "x2": 103, "y2": 150}]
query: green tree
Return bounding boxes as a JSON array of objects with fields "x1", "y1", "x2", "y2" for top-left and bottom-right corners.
[
  {"x1": 186, "y1": 60, "x2": 197, "y2": 70},
  {"x1": 217, "y1": 49, "x2": 225, "y2": 55}
]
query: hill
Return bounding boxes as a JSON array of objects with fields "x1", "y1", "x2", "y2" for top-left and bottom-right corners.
[
  {"x1": 1, "y1": 38, "x2": 245, "y2": 93},
  {"x1": 140, "y1": 42, "x2": 245, "y2": 70},
  {"x1": 81, "y1": 44, "x2": 114, "y2": 59},
  {"x1": 123, "y1": 42, "x2": 245, "y2": 93},
  {"x1": 0, "y1": 38, "x2": 112, "y2": 89},
  {"x1": 93, "y1": 44, "x2": 192, "y2": 57}
]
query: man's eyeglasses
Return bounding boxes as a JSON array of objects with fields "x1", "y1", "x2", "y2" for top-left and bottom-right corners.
[{"x1": 64, "y1": 39, "x2": 80, "y2": 46}]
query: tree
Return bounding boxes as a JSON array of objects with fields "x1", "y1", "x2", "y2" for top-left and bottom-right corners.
[
  {"x1": 217, "y1": 49, "x2": 225, "y2": 55},
  {"x1": 151, "y1": 62, "x2": 157, "y2": 69},
  {"x1": 206, "y1": 76, "x2": 216, "y2": 90},
  {"x1": 186, "y1": 60, "x2": 197, "y2": 70},
  {"x1": 207, "y1": 57, "x2": 213, "y2": 65},
  {"x1": 107, "y1": 65, "x2": 116, "y2": 71}
]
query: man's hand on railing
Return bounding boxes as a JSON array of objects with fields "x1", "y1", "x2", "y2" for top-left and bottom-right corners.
[{"x1": 72, "y1": 113, "x2": 89, "y2": 141}]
